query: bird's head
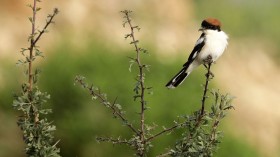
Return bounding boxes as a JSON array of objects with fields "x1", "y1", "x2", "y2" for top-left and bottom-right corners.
[{"x1": 199, "y1": 18, "x2": 222, "y2": 32}]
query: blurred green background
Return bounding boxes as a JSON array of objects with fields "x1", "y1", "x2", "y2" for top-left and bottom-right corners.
[{"x1": 1, "y1": 0, "x2": 280, "y2": 157}]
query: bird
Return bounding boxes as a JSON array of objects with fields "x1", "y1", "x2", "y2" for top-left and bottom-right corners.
[{"x1": 166, "y1": 18, "x2": 228, "y2": 89}]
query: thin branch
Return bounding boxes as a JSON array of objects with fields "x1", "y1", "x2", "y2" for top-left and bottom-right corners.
[
  {"x1": 96, "y1": 136, "x2": 130, "y2": 145},
  {"x1": 146, "y1": 122, "x2": 184, "y2": 142},
  {"x1": 28, "y1": 0, "x2": 37, "y2": 92},
  {"x1": 195, "y1": 56, "x2": 213, "y2": 127},
  {"x1": 32, "y1": 8, "x2": 59, "y2": 48},
  {"x1": 27, "y1": 2, "x2": 58, "y2": 124},
  {"x1": 75, "y1": 77, "x2": 139, "y2": 135},
  {"x1": 201, "y1": 61, "x2": 212, "y2": 115},
  {"x1": 122, "y1": 10, "x2": 146, "y2": 156},
  {"x1": 156, "y1": 152, "x2": 172, "y2": 157},
  {"x1": 27, "y1": 0, "x2": 39, "y2": 124}
]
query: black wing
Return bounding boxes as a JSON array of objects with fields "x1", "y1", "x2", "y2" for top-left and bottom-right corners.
[{"x1": 183, "y1": 33, "x2": 206, "y2": 67}]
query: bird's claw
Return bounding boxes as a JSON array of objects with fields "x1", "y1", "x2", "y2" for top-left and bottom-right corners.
[
  {"x1": 203, "y1": 55, "x2": 213, "y2": 64},
  {"x1": 205, "y1": 71, "x2": 214, "y2": 78},
  {"x1": 209, "y1": 71, "x2": 214, "y2": 78},
  {"x1": 203, "y1": 64, "x2": 208, "y2": 68}
]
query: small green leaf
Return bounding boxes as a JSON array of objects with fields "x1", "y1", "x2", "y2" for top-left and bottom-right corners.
[
  {"x1": 36, "y1": 7, "x2": 41, "y2": 12},
  {"x1": 26, "y1": 4, "x2": 32, "y2": 9},
  {"x1": 92, "y1": 95, "x2": 97, "y2": 100},
  {"x1": 114, "y1": 104, "x2": 122, "y2": 110},
  {"x1": 28, "y1": 17, "x2": 33, "y2": 23}
]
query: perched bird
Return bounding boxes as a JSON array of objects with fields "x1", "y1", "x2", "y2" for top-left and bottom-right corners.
[{"x1": 166, "y1": 18, "x2": 228, "y2": 88}]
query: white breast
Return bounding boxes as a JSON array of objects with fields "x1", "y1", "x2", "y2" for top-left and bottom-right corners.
[{"x1": 198, "y1": 30, "x2": 228, "y2": 62}]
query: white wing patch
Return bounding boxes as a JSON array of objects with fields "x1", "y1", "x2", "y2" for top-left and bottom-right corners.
[
  {"x1": 192, "y1": 36, "x2": 206, "y2": 59},
  {"x1": 191, "y1": 51, "x2": 198, "y2": 59},
  {"x1": 195, "y1": 37, "x2": 204, "y2": 46}
]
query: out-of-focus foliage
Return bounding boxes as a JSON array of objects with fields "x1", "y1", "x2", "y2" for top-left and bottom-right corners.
[
  {"x1": 2, "y1": 0, "x2": 278, "y2": 156},
  {"x1": 41, "y1": 41, "x2": 264, "y2": 156},
  {"x1": 0, "y1": 40, "x2": 261, "y2": 156}
]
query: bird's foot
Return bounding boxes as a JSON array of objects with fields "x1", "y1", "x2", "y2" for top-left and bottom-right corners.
[
  {"x1": 205, "y1": 71, "x2": 214, "y2": 78},
  {"x1": 203, "y1": 55, "x2": 213, "y2": 65},
  {"x1": 203, "y1": 63, "x2": 208, "y2": 68}
]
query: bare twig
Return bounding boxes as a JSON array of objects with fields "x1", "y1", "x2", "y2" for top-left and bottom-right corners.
[
  {"x1": 195, "y1": 56, "x2": 213, "y2": 127},
  {"x1": 96, "y1": 136, "x2": 130, "y2": 145},
  {"x1": 28, "y1": 0, "x2": 37, "y2": 92},
  {"x1": 32, "y1": 8, "x2": 59, "y2": 48},
  {"x1": 157, "y1": 152, "x2": 172, "y2": 157},
  {"x1": 122, "y1": 10, "x2": 147, "y2": 156},
  {"x1": 146, "y1": 122, "x2": 185, "y2": 142},
  {"x1": 75, "y1": 77, "x2": 139, "y2": 135},
  {"x1": 28, "y1": 6, "x2": 58, "y2": 91},
  {"x1": 201, "y1": 60, "x2": 212, "y2": 115}
]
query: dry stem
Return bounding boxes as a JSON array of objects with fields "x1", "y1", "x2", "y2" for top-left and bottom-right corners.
[
  {"x1": 27, "y1": 0, "x2": 58, "y2": 123},
  {"x1": 123, "y1": 10, "x2": 146, "y2": 156}
]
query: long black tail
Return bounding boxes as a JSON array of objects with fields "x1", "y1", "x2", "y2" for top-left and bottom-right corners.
[{"x1": 166, "y1": 67, "x2": 190, "y2": 88}]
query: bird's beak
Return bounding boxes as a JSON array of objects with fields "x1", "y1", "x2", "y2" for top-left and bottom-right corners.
[{"x1": 198, "y1": 28, "x2": 204, "y2": 31}]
